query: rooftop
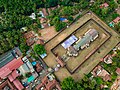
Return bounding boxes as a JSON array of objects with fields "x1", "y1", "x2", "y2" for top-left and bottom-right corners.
[
  {"x1": 116, "y1": 68, "x2": 120, "y2": 75},
  {"x1": 0, "y1": 58, "x2": 23, "y2": 79},
  {"x1": 100, "y1": 3, "x2": 109, "y2": 8},
  {"x1": 113, "y1": 17, "x2": 120, "y2": 24},
  {"x1": 0, "y1": 47, "x2": 22, "y2": 68}
]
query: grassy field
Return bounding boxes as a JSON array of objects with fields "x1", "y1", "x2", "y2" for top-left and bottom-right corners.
[{"x1": 43, "y1": 11, "x2": 120, "y2": 82}]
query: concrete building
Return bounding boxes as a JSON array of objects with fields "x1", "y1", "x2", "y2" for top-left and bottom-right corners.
[{"x1": 73, "y1": 29, "x2": 98, "y2": 50}]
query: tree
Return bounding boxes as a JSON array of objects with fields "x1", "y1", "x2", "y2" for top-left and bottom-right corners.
[
  {"x1": 61, "y1": 6, "x2": 74, "y2": 16},
  {"x1": 61, "y1": 77, "x2": 76, "y2": 90},
  {"x1": 45, "y1": 0, "x2": 58, "y2": 8},
  {"x1": 33, "y1": 44, "x2": 46, "y2": 55},
  {"x1": 55, "y1": 22, "x2": 67, "y2": 32}
]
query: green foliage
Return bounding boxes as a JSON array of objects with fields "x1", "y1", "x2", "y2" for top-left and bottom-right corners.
[
  {"x1": 61, "y1": 6, "x2": 74, "y2": 16},
  {"x1": 0, "y1": 30, "x2": 29, "y2": 55},
  {"x1": 94, "y1": 77, "x2": 104, "y2": 85},
  {"x1": 33, "y1": 44, "x2": 46, "y2": 55},
  {"x1": 45, "y1": 0, "x2": 58, "y2": 8},
  {"x1": 55, "y1": 22, "x2": 67, "y2": 32},
  {"x1": 25, "y1": 72, "x2": 32, "y2": 78},
  {"x1": 67, "y1": 16, "x2": 73, "y2": 21},
  {"x1": 61, "y1": 77, "x2": 76, "y2": 90},
  {"x1": 117, "y1": 0, "x2": 120, "y2": 4},
  {"x1": 61, "y1": 75, "x2": 98, "y2": 90}
]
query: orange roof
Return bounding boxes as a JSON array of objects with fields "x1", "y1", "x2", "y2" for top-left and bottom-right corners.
[
  {"x1": 26, "y1": 38, "x2": 35, "y2": 46},
  {"x1": 42, "y1": 8, "x2": 48, "y2": 16},
  {"x1": 100, "y1": 3, "x2": 109, "y2": 8},
  {"x1": 13, "y1": 79, "x2": 24, "y2": 90},
  {"x1": 113, "y1": 17, "x2": 120, "y2": 23},
  {"x1": 116, "y1": 68, "x2": 120, "y2": 75},
  {"x1": 24, "y1": 31, "x2": 35, "y2": 39}
]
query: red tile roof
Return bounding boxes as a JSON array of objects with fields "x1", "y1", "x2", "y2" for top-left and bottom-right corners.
[
  {"x1": 0, "y1": 79, "x2": 15, "y2": 90},
  {"x1": 116, "y1": 68, "x2": 120, "y2": 75},
  {"x1": 42, "y1": 8, "x2": 48, "y2": 16},
  {"x1": 13, "y1": 79, "x2": 24, "y2": 90},
  {"x1": 100, "y1": 3, "x2": 109, "y2": 8},
  {"x1": 113, "y1": 17, "x2": 120, "y2": 23},
  {"x1": 36, "y1": 76, "x2": 61, "y2": 90},
  {"x1": 0, "y1": 58, "x2": 23, "y2": 79},
  {"x1": 8, "y1": 70, "x2": 19, "y2": 82}
]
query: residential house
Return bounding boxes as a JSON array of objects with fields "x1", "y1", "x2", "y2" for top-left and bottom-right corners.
[
  {"x1": 116, "y1": 68, "x2": 120, "y2": 75},
  {"x1": 100, "y1": 3, "x2": 109, "y2": 8},
  {"x1": 36, "y1": 74, "x2": 61, "y2": 90},
  {"x1": 113, "y1": 17, "x2": 120, "y2": 24},
  {"x1": 0, "y1": 80, "x2": 15, "y2": 90},
  {"x1": 24, "y1": 31, "x2": 36, "y2": 46},
  {"x1": 91, "y1": 65, "x2": 111, "y2": 81},
  {"x1": 42, "y1": 8, "x2": 48, "y2": 17},
  {"x1": 111, "y1": 77, "x2": 120, "y2": 90},
  {"x1": 0, "y1": 48, "x2": 24, "y2": 90}
]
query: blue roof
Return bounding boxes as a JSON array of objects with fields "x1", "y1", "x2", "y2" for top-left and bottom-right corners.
[
  {"x1": 109, "y1": 22, "x2": 114, "y2": 27},
  {"x1": 60, "y1": 17, "x2": 67, "y2": 21},
  {"x1": 40, "y1": 53, "x2": 47, "y2": 59},
  {"x1": 61, "y1": 35, "x2": 78, "y2": 49},
  {"x1": 32, "y1": 61, "x2": 37, "y2": 66},
  {"x1": 27, "y1": 75, "x2": 35, "y2": 83}
]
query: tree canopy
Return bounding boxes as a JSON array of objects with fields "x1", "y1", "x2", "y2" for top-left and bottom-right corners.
[{"x1": 33, "y1": 44, "x2": 46, "y2": 55}]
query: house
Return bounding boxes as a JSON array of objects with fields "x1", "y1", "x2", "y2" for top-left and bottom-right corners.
[
  {"x1": 100, "y1": 3, "x2": 109, "y2": 8},
  {"x1": 103, "y1": 55, "x2": 113, "y2": 64},
  {"x1": 56, "y1": 56, "x2": 66, "y2": 67},
  {"x1": 111, "y1": 77, "x2": 120, "y2": 90},
  {"x1": 24, "y1": 31, "x2": 36, "y2": 46},
  {"x1": 42, "y1": 8, "x2": 48, "y2": 17},
  {"x1": 91, "y1": 65, "x2": 111, "y2": 81},
  {"x1": 113, "y1": 17, "x2": 120, "y2": 24},
  {"x1": 36, "y1": 74, "x2": 61, "y2": 90},
  {"x1": 36, "y1": 63, "x2": 43, "y2": 73},
  {"x1": 0, "y1": 48, "x2": 24, "y2": 90},
  {"x1": 116, "y1": 68, "x2": 120, "y2": 75},
  {"x1": 73, "y1": 29, "x2": 98, "y2": 50},
  {"x1": 0, "y1": 79, "x2": 15, "y2": 90}
]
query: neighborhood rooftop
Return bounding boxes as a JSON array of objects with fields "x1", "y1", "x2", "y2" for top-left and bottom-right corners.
[{"x1": 0, "y1": 47, "x2": 22, "y2": 68}]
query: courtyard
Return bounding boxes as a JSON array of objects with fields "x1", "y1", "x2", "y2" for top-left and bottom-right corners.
[
  {"x1": 43, "y1": 11, "x2": 120, "y2": 81},
  {"x1": 52, "y1": 19, "x2": 110, "y2": 73}
]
